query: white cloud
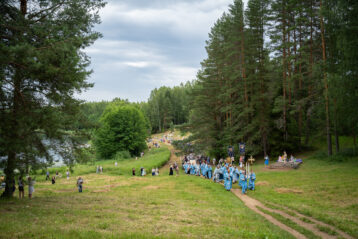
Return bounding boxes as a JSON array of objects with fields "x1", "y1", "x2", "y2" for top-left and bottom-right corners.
[{"x1": 79, "y1": 0, "x2": 248, "y2": 102}]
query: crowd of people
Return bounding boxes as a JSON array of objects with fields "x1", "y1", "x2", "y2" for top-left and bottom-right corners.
[{"x1": 182, "y1": 154, "x2": 256, "y2": 194}]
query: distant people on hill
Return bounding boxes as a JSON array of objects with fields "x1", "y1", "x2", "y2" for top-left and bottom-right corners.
[
  {"x1": 132, "y1": 168, "x2": 136, "y2": 176},
  {"x1": 115, "y1": 161, "x2": 118, "y2": 167},
  {"x1": 155, "y1": 168, "x2": 159, "y2": 176},
  {"x1": 77, "y1": 177, "x2": 83, "y2": 193},
  {"x1": 152, "y1": 168, "x2": 155, "y2": 176},
  {"x1": 66, "y1": 170, "x2": 70, "y2": 180},
  {"x1": 140, "y1": 152, "x2": 144, "y2": 157},
  {"x1": 169, "y1": 165, "x2": 174, "y2": 176},
  {"x1": 46, "y1": 170, "x2": 50, "y2": 180},
  {"x1": 52, "y1": 176, "x2": 56, "y2": 185},
  {"x1": 18, "y1": 177, "x2": 24, "y2": 199},
  {"x1": 100, "y1": 166, "x2": 103, "y2": 173},
  {"x1": 28, "y1": 177, "x2": 35, "y2": 199},
  {"x1": 96, "y1": 166, "x2": 99, "y2": 173}
]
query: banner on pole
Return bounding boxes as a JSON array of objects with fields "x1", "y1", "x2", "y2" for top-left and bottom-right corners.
[
  {"x1": 228, "y1": 146, "x2": 235, "y2": 158},
  {"x1": 239, "y1": 143, "x2": 245, "y2": 154}
]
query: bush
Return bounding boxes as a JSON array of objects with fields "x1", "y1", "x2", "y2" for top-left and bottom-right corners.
[
  {"x1": 114, "y1": 151, "x2": 131, "y2": 160},
  {"x1": 94, "y1": 104, "x2": 148, "y2": 159}
]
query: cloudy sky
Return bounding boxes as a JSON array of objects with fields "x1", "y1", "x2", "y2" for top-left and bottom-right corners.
[{"x1": 79, "y1": 0, "x2": 247, "y2": 102}]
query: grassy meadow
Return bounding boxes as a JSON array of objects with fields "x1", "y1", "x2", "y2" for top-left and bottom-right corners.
[
  {"x1": 249, "y1": 154, "x2": 358, "y2": 238},
  {"x1": 0, "y1": 146, "x2": 292, "y2": 239},
  {"x1": 1, "y1": 134, "x2": 357, "y2": 238}
]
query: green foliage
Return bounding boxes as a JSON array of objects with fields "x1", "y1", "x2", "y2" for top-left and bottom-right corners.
[
  {"x1": 114, "y1": 150, "x2": 131, "y2": 160},
  {"x1": 0, "y1": 0, "x2": 105, "y2": 196},
  {"x1": 143, "y1": 83, "x2": 193, "y2": 133},
  {"x1": 94, "y1": 104, "x2": 148, "y2": 158}
]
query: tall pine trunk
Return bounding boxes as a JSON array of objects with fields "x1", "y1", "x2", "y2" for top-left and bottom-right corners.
[{"x1": 320, "y1": 0, "x2": 332, "y2": 156}]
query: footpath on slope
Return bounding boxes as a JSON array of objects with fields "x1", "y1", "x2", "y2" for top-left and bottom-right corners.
[{"x1": 163, "y1": 142, "x2": 353, "y2": 239}]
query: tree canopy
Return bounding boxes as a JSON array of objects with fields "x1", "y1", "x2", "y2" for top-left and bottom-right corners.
[
  {"x1": 0, "y1": 0, "x2": 105, "y2": 197},
  {"x1": 94, "y1": 104, "x2": 148, "y2": 159}
]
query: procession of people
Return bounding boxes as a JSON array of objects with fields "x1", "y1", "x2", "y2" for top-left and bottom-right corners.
[{"x1": 182, "y1": 154, "x2": 257, "y2": 194}]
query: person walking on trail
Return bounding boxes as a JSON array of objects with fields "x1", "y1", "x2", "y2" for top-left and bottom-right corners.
[
  {"x1": 28, "y1": 177, "x2": 35, "y2": 199},
  {"x1": 77, "y1": 177, "x2": 83, "y2": 193},
  {"x1": 169, "y1": 165, "x2": 174, "y2": 176},
  {"x1": 18, "y1": 176, "x2": 24, "y2": 199}
]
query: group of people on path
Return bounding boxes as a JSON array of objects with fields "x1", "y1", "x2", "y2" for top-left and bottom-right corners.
[{"x1": 182, "y1": 154, "x2": 256, "y2": 194}]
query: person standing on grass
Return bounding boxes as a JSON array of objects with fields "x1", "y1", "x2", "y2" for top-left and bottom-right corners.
[
  {"x1": 248, "y1": 169, "x2": 256, "y2": 191},
  {"x1": 66, "y1": 170, "x2": 70, "y2": 180},
  {"x1": 207, "y1": 164, "x2": 212, "y2": 179},
  {"x1": 223, "y1": 167, "x2": 232, "y2": 191},
  {"x1": 77, "y1": 177, "x2": 83, "y2": 193},
  {"x1": 96, "y1": 166, "x2": 99, "y2": 174},
  {"x1": 264, "y1": 155, "x2": 269, "y2": 167},
  {"x1": 132, "y1": 168, "x2": 136, "y2": 176},
  {"x1": 52, "y1": 176, "x2": 56, "y2": 184},
  {"x1": 115, "y1": 161, "x2": 118, "y2": 167},
  {"x1": 155, "y1": 167, "x2": 159, "y2": 176},
  {"x1": 28, "y1": 177, "x2": 35, "y2": 199},
  {"x1": 46, "y1": 170, "x2": 50, "y2": 181},
  {"x1": 152, "y1": 168, "x2": 155, "y2": 176},
  {"x1": 18, "y1": 176, "x2": 24, "y2": 199},
  {"x1": 174, "y1": 161, "x2": 179, "y2": 175},
  {"x1": 169, "y1": 165, "x2": 174, "y2": 176}
]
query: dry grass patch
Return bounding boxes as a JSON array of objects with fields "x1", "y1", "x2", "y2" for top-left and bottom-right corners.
[{"x1": 275, "y1": 188, "x2": 304, "y2": 194}]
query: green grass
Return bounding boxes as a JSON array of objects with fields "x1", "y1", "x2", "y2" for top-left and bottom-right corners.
[
  {"x1": 250, "y1": 155, "x2": 358, "y2": 238},
  {"x1": 257, "y1": 207, "x2": 320, "y2": 239},
  {"x1": 0, "y1": 173, "x2": 293, "y2": 238},
  {"x1": 316, "y1": 225, "x2": 338, "y2": 236},
  {"x1": 35, "y1": 147, "x2": 170, "y2": 180}
]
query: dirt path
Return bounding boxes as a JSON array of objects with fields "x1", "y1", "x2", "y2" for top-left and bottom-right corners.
[{"x1": 232, "y1": 189, "x2": 353, "y2": 239}]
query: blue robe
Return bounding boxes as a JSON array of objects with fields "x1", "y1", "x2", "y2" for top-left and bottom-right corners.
[
  {"x1": 218, "y1": 167, "x2": 224, "y2": 182},
  {"x1": 248, "y1": 173, "x2": 256, "y2": 190},
  {"x1": 233, "y1": 168, "x2": 239, "y2": 183},
  {"x1": 207, "y1": 166, "x2": 212, "y2": 179},
  {"x1": 200, "y1": 163, "x2": 206, "y2": 177},
  {"x1": 190, "y1": 165, "x2": 195, "y2": 175},
  {"x1": 239, "y1": 173, "x2": 247, "y2": 194},
  {"x1": 224, "y1": 169, "x2": 232, "y2": 191},
  {"x1": 195, "y1": 165, "x2": 200, "y2": 176}
]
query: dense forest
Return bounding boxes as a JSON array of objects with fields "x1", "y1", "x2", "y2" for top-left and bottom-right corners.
[{"x1": 181, "y1": 0, "x2": 358, "y2": 158}]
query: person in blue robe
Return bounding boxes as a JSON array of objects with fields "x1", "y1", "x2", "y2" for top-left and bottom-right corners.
[
  {"x1": 264, "y1": 155, "x2": 269, "y2": 167},
  {"x1": 200, "y1": 162, "x2": 206, "y2": 177},
  {"x1": 232, "y1": 167, "x2": 239, "y2": 183},
  {"x1": 239, "y1": 170, "x2": 248, "y2": 194},
  {"x1": 207, "y1": 165, "x2": 212, "y2": 179},
  {"x1": 213, "y1": 165, "x2": 219, "y2": 182},
  {"x1": 248, "y1": 170, "x2": 256, "y2": 190},
  {"x1": 195, "y1": 164, "x2": 200, "y2": 176},
  {"x1": 218, "y1": 166, "x2": 224, "y2": 182},
  {"x1": 190, "y1": 164, "x2": 195, "y2": 175},
  {"x1": 224, "y1": 167, "x2": 232, "y2": 191}
]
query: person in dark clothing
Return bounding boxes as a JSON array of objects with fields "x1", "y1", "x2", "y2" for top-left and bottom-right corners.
[
  {"x1": 169, "y1": 165, "x2": 174, "y2": 176},
  {"x1": 132, "y1": 168, "x2": 136, "y2": 176},
  {"x1": 51, "y1": 176, "x2": 56, "y2": 184}
]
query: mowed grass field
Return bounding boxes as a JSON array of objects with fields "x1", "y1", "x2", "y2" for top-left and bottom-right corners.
[
  {"x1": 249, "y1": 155, "x2": 358, "y2": 238},
  {"x1": 1, "y1": 139, "x2": 357, "y2": 239},
  {"x1": 0, "y1": 147, "x2": 292, "y2": 239}
]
